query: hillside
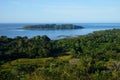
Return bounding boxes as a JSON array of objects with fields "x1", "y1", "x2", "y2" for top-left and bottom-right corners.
[{"x1": 0, "y1": 29, "x2": 120, "y2": 80}]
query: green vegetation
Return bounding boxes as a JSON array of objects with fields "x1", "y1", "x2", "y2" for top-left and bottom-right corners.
[
  {"x1": 22, "y1": 24, "x2": 84, "y2": 30},
  {"x1": 0, "y1": 29, "x2": 120, "y2": 80}
]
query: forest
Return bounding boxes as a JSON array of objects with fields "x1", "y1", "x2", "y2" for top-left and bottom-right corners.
[
  {"x1": 22, "y1": 24, "x2": 84, "y2": 30},
  {"x1": 0, "y1": 29, "x2": 120, "y2": 80}
]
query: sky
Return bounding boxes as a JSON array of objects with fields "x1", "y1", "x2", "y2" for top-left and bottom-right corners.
[{"x1": 0, "y1": 0, "x2": 120, "y2": 23}]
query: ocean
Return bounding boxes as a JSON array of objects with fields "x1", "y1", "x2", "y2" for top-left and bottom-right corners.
[{"x1": 0, "y1": 23, "x2": 120, "y2": 40}]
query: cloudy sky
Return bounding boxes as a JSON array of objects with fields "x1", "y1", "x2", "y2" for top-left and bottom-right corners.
[{"x1": 0, "y1": 0, "x2": 120, "y2": 23}]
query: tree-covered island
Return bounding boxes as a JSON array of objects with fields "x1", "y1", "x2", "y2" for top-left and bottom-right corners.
[{"x1": 22, "y1": 24, "x2": 84, "y2": 30}]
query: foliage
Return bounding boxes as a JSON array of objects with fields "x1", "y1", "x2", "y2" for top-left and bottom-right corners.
[{"x1": 0, "y1": 29, "x2": 120, "y2": 80}]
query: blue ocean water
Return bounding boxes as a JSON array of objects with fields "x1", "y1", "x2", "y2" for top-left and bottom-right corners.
[{"x1": 0, "y1": 23, "x2": 120, "y2": 40}]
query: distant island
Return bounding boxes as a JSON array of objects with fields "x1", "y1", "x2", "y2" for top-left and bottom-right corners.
[{"x1": 22, "y1": 24, "x2": 84, "y2": 30}]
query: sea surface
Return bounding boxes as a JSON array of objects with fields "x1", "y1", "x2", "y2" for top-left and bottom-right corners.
[{"x1": 0, "y1": 23, "x2": 120, "y2": 40}]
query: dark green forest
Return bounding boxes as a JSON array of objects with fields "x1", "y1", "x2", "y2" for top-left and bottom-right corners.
[
  {"x1": 22, "y1": 24, "x2": 84, "y2": 30},
  {"x1": 0, "y1": 29, "x2": 120, "y2": 80}
]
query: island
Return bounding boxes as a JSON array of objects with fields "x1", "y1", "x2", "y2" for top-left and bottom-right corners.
[{"x1": 22, "y1": 24, "x2": 84, "y2": 30}]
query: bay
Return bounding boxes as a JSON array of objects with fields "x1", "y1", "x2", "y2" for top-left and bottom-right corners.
[{"x1": 0, "y1": 23, "x2": 120, "y2": 40}]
